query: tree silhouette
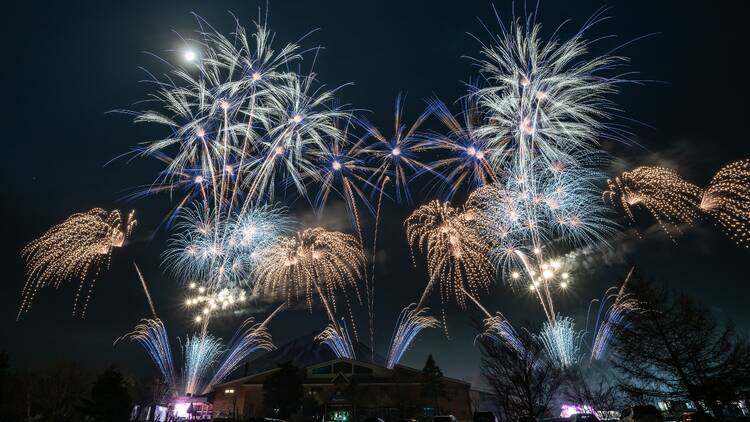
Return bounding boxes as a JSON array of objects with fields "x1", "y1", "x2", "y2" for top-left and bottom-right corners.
[
  {"x1": 262, "y1": 362, "x2": 303, "y2": 418},
  {"x1": 421, "y1": 354, "x2": 447, "y2": 414},
  {"x1": 82, "y1": 367, "x2": 132, "y2": 422},
  {"x1": 610, "y1": 275, "x2": 750, "y2": 418},
  {"x1": 479, "y1": 329, "x2": 561, "y2": 422}
]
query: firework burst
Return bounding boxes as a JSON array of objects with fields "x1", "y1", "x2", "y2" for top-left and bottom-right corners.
[
  {"x1": 184, "y1": 285, "x2": 248, "y2": 323},
  {"x1": 605, "y1": 166, "x2": 704, "y2": 237},
  {"x1": 473, "y1": 13, "x2": 626, "y2": 171},
  {"x1": 405, "y1": 200, "x2": 494, "y2": 308},
  {"x1": 253, "y1": 228, "x2": 363, "y2": 312},
  {"x1": 422, "y1": 96, "x2": 497, "y2": 199},
  {"x1": 124, "y1": 16, "x2": 351, "y2": 220},
  {"x1": 253, "y1": 227, "x2": 364, "y2": 351},
  {"x1": 163, "y1": 203, "x2": 292, "y2": 290},
  {"x1": 19, "y1": 208, "x2": 136, "y2": 318},
  {"x1": 361, "y1": 94, "x2": 431, "y2": 205},
  {"x1": 701, "y1": 159, "x2": 750, "y2": 247}
]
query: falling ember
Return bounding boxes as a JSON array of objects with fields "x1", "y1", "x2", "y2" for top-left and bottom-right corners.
[{"x1": 19, "y1": 208, "x2": 136, "y2": 318}]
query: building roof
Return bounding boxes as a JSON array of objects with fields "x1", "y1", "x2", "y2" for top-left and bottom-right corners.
[{"x1": 215, "y1": 357, "x2": 471, "y2": 389}]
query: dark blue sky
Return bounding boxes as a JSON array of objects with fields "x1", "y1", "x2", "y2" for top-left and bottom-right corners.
[{"x1": 2, "y1": 1, "x2": 749, "y2": 384}]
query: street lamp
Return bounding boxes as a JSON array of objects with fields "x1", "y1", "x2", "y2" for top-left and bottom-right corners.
[{"x1": 225, "y1": 389, "x2": 237, "y2": 419}]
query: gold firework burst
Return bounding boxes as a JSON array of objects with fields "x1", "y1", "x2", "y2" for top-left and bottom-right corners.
[
  {"x1": 701, "y1": 159, "x2": 750, "y2": 247},
  {"x1": 605, "y1": 167, "x2": 703, "y2": 237},
  {"x1": 405, "y1": 200, "x2": 493, "y2": 308},
  {"x1": 19, "y1": 208, "x2": 136, "y2": 318},
  {"x1": 252, "y1": 228, "x2": 364, "y2": 320}
]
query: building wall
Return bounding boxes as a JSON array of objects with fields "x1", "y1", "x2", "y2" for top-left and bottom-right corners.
[
  {"x1": 213, "y1": 384, "x2": 263, "y2": 419},
  {"x1": 212, "y1": 359, "x2": 476, "y2": 422},
  {"x1": 214, "y1": 380, "x2": 473, "y2": 421}
]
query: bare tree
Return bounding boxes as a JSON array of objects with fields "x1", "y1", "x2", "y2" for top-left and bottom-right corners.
[
  {"x1": 479, "y1": 329, "x2": 561, "y2": 422},
  {"x1": 563, "y1": 363, "x2": 624, "y2": 417},
  {"x1": 609, "y1": 275, "x2": 750, "y2": 418}
]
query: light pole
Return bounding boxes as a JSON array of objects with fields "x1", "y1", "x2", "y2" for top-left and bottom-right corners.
[{"x1": 225, "y1": 389, "x2": 237, "y2": 419}]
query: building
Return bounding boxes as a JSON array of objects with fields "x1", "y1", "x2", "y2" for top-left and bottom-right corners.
[{"x1": 212, "y1": 357, "x2": 483, "y2": 421}]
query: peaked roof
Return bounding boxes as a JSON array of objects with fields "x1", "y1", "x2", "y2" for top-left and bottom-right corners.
[
  {"x1": 216, "y1": 356, "x2": 471, "y2": 388},
  {"x1": 239, "y1": 331, "x2": 385, "y2": 375}
]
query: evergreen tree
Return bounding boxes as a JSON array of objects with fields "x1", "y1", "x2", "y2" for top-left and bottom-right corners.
[
  {"x1": 421, "y1": 355, "x2": 447, "y2": 414},
  {"x1": 83, "y1": 367, "x2": 132, "y2": 422}
]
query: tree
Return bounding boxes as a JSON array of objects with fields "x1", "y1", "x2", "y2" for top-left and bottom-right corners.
[
  {"x1": 27, "y1": 359, "x2": 94, "y2": 421},
  {"x1": 262, "y1": 362, "x2": 303, "y2": 418},
  {"x1": 421, "y1": 354, "x2": 447, "y2": 414},
  {"x1": 82, "y1": 367, "x2": 133, "y2": 422},
  {"x1": 609, "y1": 276, "x2": 750, "y2": 418},
  {"x1": 479, "y1": 329, "x2": 561, "y2": 422},
  {"x1": 563, "y1": 364, "x2": 624, "y2": 418}
]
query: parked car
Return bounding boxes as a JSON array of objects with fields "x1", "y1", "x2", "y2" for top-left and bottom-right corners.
[
  {"x1": 571, "y1": 414, "x2": 599, "y2": 422},
  {"x1": 434, "y1": 415, "x2": 459, "y2": 422},
  {"x1": 620, "y1": 406, "x2": 664, "y2": 422},
  {"x1": 679, "y1": 413, "x2": 716, "y2": 422},
  {"x1": 475, "y1": 412, "x2": 498, "y2": 422}
]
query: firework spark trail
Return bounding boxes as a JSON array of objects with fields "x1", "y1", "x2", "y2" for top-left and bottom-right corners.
[
  {"x1": 181, "y1": 333, "x2": 224, "y2": 396},
  {"x1": 315, "y1": 319, "x2": 357, "y2": 359},
  {"x1": 133, "y1": 262, "x2": 157, "y2": 319},
  {"x1": 313, "y1": 129, "x2": 381, "y2": 358},
  {"x1": 19, "y1": 208, "x2": 136, "y2": 318},
  {"x1": 482, "y1": 313, "x2": 525, "y2": 356},
  {"x1": 701, "y1": 159, "x2": 750, "y2": 247},
  {"x1": 367, "y1": 177, "x2": 389, "y2": 363},
  {"x1": 589, "y1": 267, "x2": 640, "y2": 361},
  {"x1": 605, "y1": 166, "x2": 704, "y2": 237},
  {"x1": 204, "y1": 315, "x2": 275, "y2": 392},
  {"x1": 538, "y1": 316, "x2": 584, "y2": 369},
  {"x1": 119, "y1": 319, "x2": 177, "y2": 394},
  {"x1": 386, "y1": 304, "x2": 439, "y2": 369}
]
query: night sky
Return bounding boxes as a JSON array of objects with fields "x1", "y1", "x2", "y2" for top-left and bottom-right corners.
[{"x1": 2, "y1": 1, "x2": 749, "y2": 386}]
